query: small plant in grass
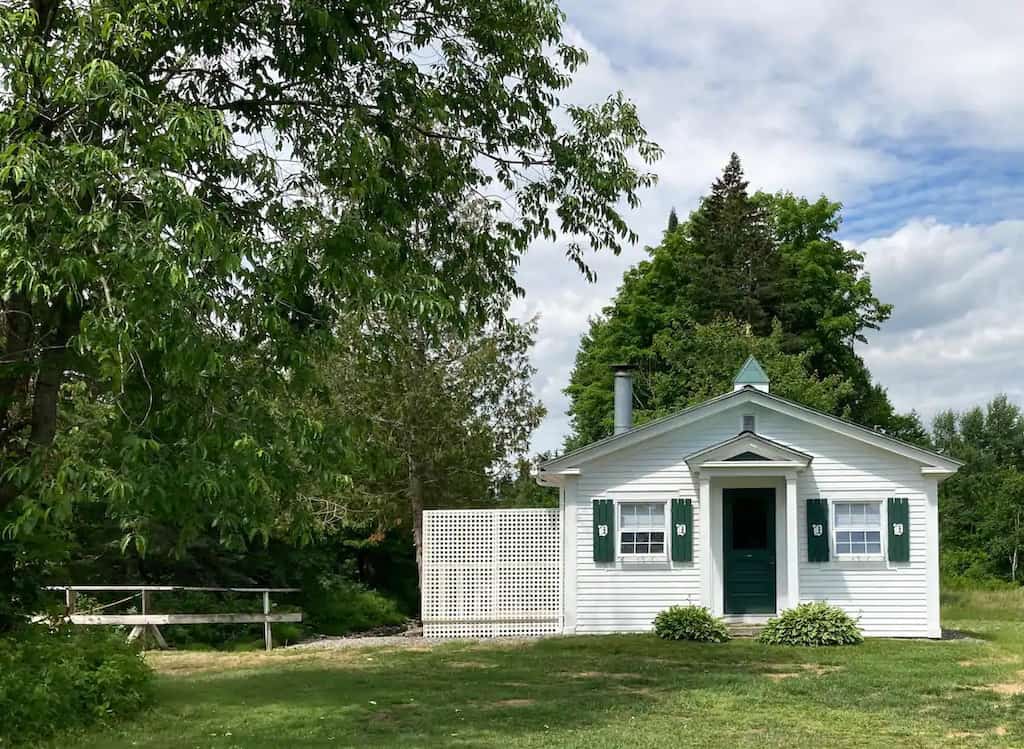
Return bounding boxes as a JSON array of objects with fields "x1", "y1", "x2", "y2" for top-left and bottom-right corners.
[
  {"x1": 758, "y1": 602, "x2": 863, "y2": 646},
  {"x1": 654, "y1": 605, "x2": 731, "y2": 642}
]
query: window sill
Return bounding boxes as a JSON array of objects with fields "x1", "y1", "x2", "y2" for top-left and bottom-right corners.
[
  {"x1": 617, "y1": 555, "x2": 669, "y2": 565},
  {"x1": 832, "y1": 554, "x2": 884, "y2": 563}
]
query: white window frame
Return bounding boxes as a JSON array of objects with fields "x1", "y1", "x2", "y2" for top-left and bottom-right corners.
[
  {"x1": 831, "y1": 499, "x2": 885, "y2": 561},
  {"x1": 615, "y1": 499, "x2": 670, "y2": 562}
]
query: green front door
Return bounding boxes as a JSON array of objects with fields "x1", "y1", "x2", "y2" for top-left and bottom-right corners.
[{"x1": 723, "y1": 488, "x2": 776, "y2": 614}]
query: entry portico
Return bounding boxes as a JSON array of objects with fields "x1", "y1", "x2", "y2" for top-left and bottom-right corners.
[{"x1": 685, "y1": 431, "x2": 812, "y2": 619}]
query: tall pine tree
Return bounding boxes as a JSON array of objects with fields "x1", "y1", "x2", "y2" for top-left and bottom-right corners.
[{"x1": 565, "y1": 154, "x2": 896, "y2": 447}]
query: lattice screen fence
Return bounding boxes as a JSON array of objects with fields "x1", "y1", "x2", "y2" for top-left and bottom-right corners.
[{"x1": 422, "y1": 508, "x2": 561, "y2": 639}]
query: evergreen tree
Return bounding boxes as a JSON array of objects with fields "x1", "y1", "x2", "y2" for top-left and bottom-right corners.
[
  {"x1": 565, "y1": 154, "x2": 896, "y2": 447},
  {"x1": 681, "y1": 153, "x2": 780, "y2": 335}
]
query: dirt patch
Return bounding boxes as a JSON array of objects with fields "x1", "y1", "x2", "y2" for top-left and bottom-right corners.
[
  {"x1": 569, "y1": 671, "x2": 635, "y2": 680},
  {"x1": 491, "y1": 699, "x2": 536, "y2": 707},
  {"x1": 765, "y1": 672, "x2": 801, "y2": 682},
  {"x1": 987, "y1": 682, "x2": 1024, "y2": 696},
  {"x1": 977, "y1": 669, "x2": 1024, "y2": 697},
  {"x1": 958, "y1": 660, "x2": 977, "y2": 667},
  {"x1": 146, "y1": 649, "x2": 371, "y2": 676},
  {"x1": 762, "y1": 663, "x2": 841, "y2": 681},
  {"x1": 946, "y1": 727, "x2": 1008, "y2": 739},
  {"x1": 447, "y1": 660, "x2": 497, "y2": 669},
  {"x1": 800, "y1": 664, "x2": 842, "y2": 676}
]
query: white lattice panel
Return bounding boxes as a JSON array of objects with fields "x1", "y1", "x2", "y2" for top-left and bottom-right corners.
[{"x1": 422, "y1": 508, "x2": 561, "y2": 639}]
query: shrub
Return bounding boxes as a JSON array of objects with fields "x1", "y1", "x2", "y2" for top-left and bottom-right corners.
[
  {"x1": 157, "y1": 590, "x2": 306, "y2": 649},
  {"x1": 0, "y1": 625, "x2": 153, "y2": 746},
  {"x1": 758, "y1": 602, "x2": 863, "y2": 646},
  {"x1": 304, "y1": 574, "x2": 408, "y2": 635},
  {"x1": 653, "y1": 605, "x2": 731, "y2": 642}
]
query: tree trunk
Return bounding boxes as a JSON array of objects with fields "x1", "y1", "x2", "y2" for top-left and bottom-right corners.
[{"x1": 409, "y1": 458, "x2": 425, "y2": 593}]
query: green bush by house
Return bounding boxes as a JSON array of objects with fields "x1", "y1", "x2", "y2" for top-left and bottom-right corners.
[
  {"x1": 0, "y1": 625, "x2": 153, "y2": 746},
  {"x1": 653, "y1": 605, "x2": 731, "y2": 642},
  {"x1": 758, "y1": 602, "x2": 863, "y2": 646},
  {"x1": 304, "y1": 574, "x2": 408, "y2": 636}
]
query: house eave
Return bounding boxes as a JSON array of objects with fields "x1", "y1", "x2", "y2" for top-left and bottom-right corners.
[{"x1": 539, "y1": 387, "x2": 964, "y2": 474}]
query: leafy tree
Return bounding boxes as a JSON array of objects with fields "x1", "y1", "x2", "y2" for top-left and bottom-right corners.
[
  {"x1": 313, "y1": 314, "x2": 545, "y2": 582},
  {"x1": 934, "y1": 396, "x2": 1024, "y2": 582},
  {"x1": 0, "y1": 0, "x2": 659, "y2": 607},
  {"x1": 567, "y1": 319, "x2": 856, "y2": 447},
  {"x1": 565, "y1": 154, "x2": 894, "y2": 446},
  {"x1": 493, "y1": 456, "x2": 558, "y2": 508}
]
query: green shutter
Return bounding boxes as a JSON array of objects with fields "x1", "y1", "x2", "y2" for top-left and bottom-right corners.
[
  {"x1": 671, "y1": 498, "x2": 693, "y2": 562},
  {"x1": 888, "y1": 497, "x2": 910, "y2": 562},
  {"x1": 807, "y1": 498, "x2": 829, "y2": 562},
  {"x1": 592, "y1": 499, "x2": 615, "y2": 562}
]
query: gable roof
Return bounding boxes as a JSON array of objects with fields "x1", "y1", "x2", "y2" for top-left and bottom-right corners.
[
  {"x1": 539, "y1": 386, "x2": 963, "y2": 476},
  {"x1": 734, "y1": 355, "x2": 770, "y2": 386}
]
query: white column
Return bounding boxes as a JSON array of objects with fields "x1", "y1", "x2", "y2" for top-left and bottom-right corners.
[
  {"x1": 699, "y1": 475, "x2": 713, "y2": 612},
  {"x1": 786, "y1": 473, "x2": 800, "y2": 610},
  {"x1": 562, "y1": 479, "x2": 578, "y2": 634},
  {"x1": 925, "y1": 477, "x2": 941, "y2": 638}
]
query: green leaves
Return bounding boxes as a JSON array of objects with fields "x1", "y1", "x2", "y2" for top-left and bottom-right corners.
[
  {"x1": 653, "y1": 605, "x2": 731, "y2": 643},
  {"x1": 758, "y1": 602, "x2": 863, "y2": 647},
  {"x1": 565, "y1": 155, "x2": 893, "y2": 447},
  {"x1": 1, "y1": 0, "x2": 656, "y2": 577}
]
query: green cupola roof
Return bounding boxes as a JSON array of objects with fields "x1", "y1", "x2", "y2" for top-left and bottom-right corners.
[{"x1": 733, "y1": 356, "x2": 770, "y2": 389}]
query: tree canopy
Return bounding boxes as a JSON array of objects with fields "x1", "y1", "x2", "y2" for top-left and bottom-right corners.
[
  {"x1": 0, "y1": 0, "x2": 659, "y2": 550},
  {"x1": 565, "y1": 154, "x2": 895, "y2": 447},
  {"x1": 934, "y1": 396, "x2": 1024, "y2": 582}
]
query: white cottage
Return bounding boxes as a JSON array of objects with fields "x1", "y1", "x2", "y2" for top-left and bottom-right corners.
[{"x1": 535, "y1": 358, "x2": 962, "y2": 638}]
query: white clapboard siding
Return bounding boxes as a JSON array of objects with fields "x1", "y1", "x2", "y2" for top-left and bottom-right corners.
[{"x1": 570, "y1": 403, "x2": 936, "y2": 637}]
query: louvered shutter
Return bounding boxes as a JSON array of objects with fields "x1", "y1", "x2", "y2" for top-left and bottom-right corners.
[
  {"x1": 671, "y1": 498, "x2": 693, "y2": 562},
  {"x1": 592, "y1": 499, "x2": 615, "y2": 562},
  {"x1": 807, "y1": 498, "x2": 830, "y2": 562},
  {"x1": 888, "y1": 497, "x2": 910, "y2": 562}
]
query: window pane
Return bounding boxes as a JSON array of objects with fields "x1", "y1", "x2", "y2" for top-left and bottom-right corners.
[
  {"x1": 837, "y1": 541, "x2": 851, "y2": 554},
  {"x1": 619, "y1": 503, "x2": 666, "y2": 555},
  {"x1": 867, "y1": 542, "x2": 881, "y2": 554},
  {"x1": 866, "y1": 531, "x2": 880, "y2": 544}
]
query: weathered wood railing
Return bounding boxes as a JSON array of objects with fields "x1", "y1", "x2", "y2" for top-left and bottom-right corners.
[{"x1": 46, "y1": 585, "x2": 302, "y2": 651}]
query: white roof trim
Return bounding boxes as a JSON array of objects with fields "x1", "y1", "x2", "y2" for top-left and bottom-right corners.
[
  {"x1": 697, "y1": 460, "x2": 808, "y2": 470},
  {"x1": 538, "y1": 387, "x2": 963, "y2": 474},
  {"x1": 684, "y1": 432, "x2": 813, "y2": 468}
]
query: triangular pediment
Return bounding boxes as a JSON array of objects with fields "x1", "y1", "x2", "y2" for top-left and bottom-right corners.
[{"x1": 684, "y1": 432, "x2": 813, "y2": 469}]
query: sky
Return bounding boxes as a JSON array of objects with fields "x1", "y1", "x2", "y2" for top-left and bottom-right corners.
[{"x1": 511, "y1": 0, "x2": 1024, "y2": 455}]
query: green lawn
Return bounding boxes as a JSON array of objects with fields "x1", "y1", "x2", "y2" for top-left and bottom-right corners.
[{"x1": 62, "y1": 591, "x2": 1024, "y2": 748}]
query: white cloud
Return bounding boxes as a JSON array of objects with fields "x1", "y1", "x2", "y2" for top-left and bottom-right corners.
[
  {"x1": 858, "y1": 220, "x2": 1024, "y2": 420},
  {"x1": 514, "y1": 2, "x2": 1024, "y2": 453}
]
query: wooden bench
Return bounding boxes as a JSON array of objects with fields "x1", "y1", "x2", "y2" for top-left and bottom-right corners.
[{"x1": 47, "y1": 585, "x2": 302, "y2": 651}]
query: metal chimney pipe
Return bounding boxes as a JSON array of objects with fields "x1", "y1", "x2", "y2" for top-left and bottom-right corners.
[{"x1": 611, "y1": 364, "x2": 635, "y2": 435}]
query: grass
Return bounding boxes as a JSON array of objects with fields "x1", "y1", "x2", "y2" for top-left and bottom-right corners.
[{"x1": 59, "y1": 592, "x2": 1024, "y2": 748}]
